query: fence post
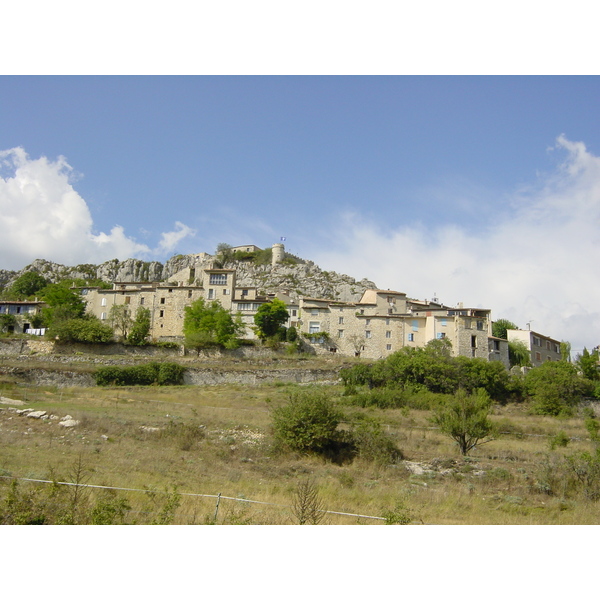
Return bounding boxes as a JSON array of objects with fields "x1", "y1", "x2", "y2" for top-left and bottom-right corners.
[{"x1": 213, "y1": 492, "x2": 222, "y2": 522}]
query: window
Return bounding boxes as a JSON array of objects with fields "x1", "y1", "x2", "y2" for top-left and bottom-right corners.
[
  {"x1": 408, "y1": 333, "x2": 414, "y2": 342},
  {"x1": 309, "y1": 322, "x2": 320, "y2": 334},
  {"x1": 311, "y1": 309, "x2": 319, "y2": 316},
  {"x1": 365, "y1": 319, "x2": 371, "y2": 326},
  {"x1": 387, "y1": 297, "x2": 396, "y2": 304},
  {"x1": 441, "y1": 318, "x2": 447, "y2": 327},
  {"x1": 223, "y1": 289, "x2": 230, "y2": 295},
  {"x1": 437, "y1": 332, "x2": 446, "y2": 339},
  {"x1": 237, "y1": 303, "x2": 254, "y2": 311},
  {"x1": 532, "y1": 336, "x2": 541, "y2": 346},
  {"x1": 101, "y1": 298, "x2": 107, "y2": 307},
  {"x1": 101, "y1": 312, "x2": 107, "y2": 320},
  {"x1": 386, "y1": 318, "x2": 390, "y2": 326},
  {"x1": 16, "y1": 307, "x2": 21, "y2": 314},
  {"x1": 188, "y1": 290, "x2": 192, "y2": 298},
  {"x1": 168, "y1": 288, "x2": 173, "y2": 293},
  {"x1": 125, "y1": 296, "x2": 131, "y2": 304},
  {"x1": 241, "y1": 289, "x2": 249, "y2": 296},
  {"x1": 477, "y1": 321, "x2": 484, "y2": 331},
  {"x1": 338, "y1": 330, "x2": 344, "y2": 338},
  {"x1": 412, "y1": 320, "x2": 418, "y2": 332},
  {"x1": 386, "y1": 344, "x2": 392, "y2": 351},
  {"x1": 535, "y1": 351, "x2": 541, "y2": 362},
  {"x1": 209, "y1": 273, "x2": 227, "y2": 285},
  {"x1": 208, "y1": 289, "x2": 215, "y2": 299},
  {"x1": 159, "y1": 310, "x2": 164, "y2": 318},
  {"x1": 546, "y1": 341, "x2": 551, "y2": 350},
  {"x1": 291, "y1": 309, "x2": 297, "y2": 317},
  {"x1": 160, "y1": 297, "x2": 166, "y2": 304},
  {"x1": 365, "y1": 330, "x2": 371, "y2": 339},
  {"x1": 493, "y1": 340, "x2": 500, "y2": 351},
  {"x1": 554, "y1": 344, "x2": 560, "y2": 353},
  {"x1": 471, "y1": 335, "x2": 477, "y2": 348},
  {"x1": 140, "y1": 297, "x2": 145, "y2": 305},
  {"x1": 386, "y1": 331, "x2": 391, "y2": 338}
]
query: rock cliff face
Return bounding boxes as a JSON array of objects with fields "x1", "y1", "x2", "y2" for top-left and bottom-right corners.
[{"x1": 1, "y1": 251, "x2": 376, "y2": 303}]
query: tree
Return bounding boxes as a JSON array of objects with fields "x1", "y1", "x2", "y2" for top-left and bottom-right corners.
[
  {"x1": 8, "y1": 271, "x2": 48, "y2": 299},
  {"x1": 576, "y1": 347, "x2": 600, "y2": 381},
  {"x1": 524, "y1": 361, "x2": 593, "y2": 416},
  {"x1": 560, "y1": 341, "x2": 572, "y2": 362},
  {"x1": 108, "y1": 305, "x2": 133, "y2": 341},
  {"x1": 41, "y1": 283, "x2": 86, "y2": 327},
  {"x1": 492, "y1": 318, "x2": 518, "y2": 340},
  {"x1": 0, "y1": 314, "x2": 17, "y2": 333},
  {"x1": 51, "y1": 315, "x2": 114, "y2": 343},
  {"x1": 127, "y1": 307, "x2": 151, "y2": 345},
  {"x1": 253, "y1": 298, "x2": 289, "y2": 340},
  {"x1": 432, "y1": 388, "x2": 496, "y2": 455},
  {"x1": 183, "y1": 298, "x2": 244, "y2": 351},
  {"x1": 508, "y1": 339, "x2": 531, "y2": 368}
]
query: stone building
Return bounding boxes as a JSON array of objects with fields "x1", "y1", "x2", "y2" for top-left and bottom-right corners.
[
  {"x1": 507, "y1": 329, "x2": 562, "y2": 367},
  {"x1": 80, "y1": 242, "x2": 509, "y2": 365}
]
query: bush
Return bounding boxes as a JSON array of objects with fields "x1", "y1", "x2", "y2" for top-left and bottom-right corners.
[
  {"x1": 349, "y1": 415, "x2": 403, "y2": 464},
  {"x1": 271, "y1": 390, "x2": 342, "y2": 455},
  {"x1": 94, "y1": 362, "x2": 185, "y2": 386},
  {"x1": 525, "y1": 361, "x2": 593, "y2": 416}
]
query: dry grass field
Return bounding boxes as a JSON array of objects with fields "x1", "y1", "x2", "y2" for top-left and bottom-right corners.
[{"x1": 2, "y1": 370, "x2": 600, "y2": 525}]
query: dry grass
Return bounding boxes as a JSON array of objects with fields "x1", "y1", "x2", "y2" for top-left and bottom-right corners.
[{"x1": 2, "y1": 380, "x2": 600, "y2": 524}]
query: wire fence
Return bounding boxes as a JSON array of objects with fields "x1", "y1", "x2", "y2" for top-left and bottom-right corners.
[{"x1": 0, "y1": 475, "x2": 387, "y2": 523}]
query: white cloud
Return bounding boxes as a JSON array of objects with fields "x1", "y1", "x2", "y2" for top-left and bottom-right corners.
[
  {"x1": 0, "y1": 148, "x2": 195, "y2": 270},
  {"x1": 157, "y1": 221, "x2": 197, "y2": 253},
  {"x1": 309, "y1": 136, "x2": 600, "y2": 355}
]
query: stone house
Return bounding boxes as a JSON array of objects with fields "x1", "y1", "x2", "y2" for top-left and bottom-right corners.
[
  {"x1": 0, "y1": 300, "x2": 46, "y2": 334},
  {"x1": 294, "y1": 290, "x2": 504, "y2": 363},
  {"x1": 507, "y1": 329, "x2": 562, "y2": 367}
]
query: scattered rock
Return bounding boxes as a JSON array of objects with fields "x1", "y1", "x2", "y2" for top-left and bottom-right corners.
[
  {"x1": 0, "y1": 396, "x2": 25, "y2": 406},
  {"x1": 61, "y1": 415, "x2": 73, "y2": 421},
  {"x1": 140, "y1": 426, "x2": 161, "y2": 433},
  {"x1": 101, "y1": 435, "x2": 109, "y2": 441},
  {"x1": 27, "y1": 410, "x2": 47, "y2": 419},
  {"x1": 59, "y1": 419, "x2": 80, "y2": 428}
]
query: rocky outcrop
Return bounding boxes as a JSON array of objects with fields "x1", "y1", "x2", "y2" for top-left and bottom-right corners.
[{"x1": 2, "y1": 249, "x2": 376, "y2": 303}]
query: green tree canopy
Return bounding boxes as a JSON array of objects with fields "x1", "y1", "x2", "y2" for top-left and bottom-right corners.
[
  {"x1": 127, "y1": 307, "x2": 151, "y2": 346},
  {"x1": 183, "y1": 298, "x2": 244, "y2": 350},
  {"x1": 108, "y1": 305, "x2": 133, "y2": 341},
  {"x1": 8, "y1": 271, "x2": 48, "y2": 299},
  {"x1": 253, "y1": 298, "x2": 289, "y2": 340},
  {"x1": 492, "y1": 318, "x2": 518, "y2": 340},
  {"x1": 508, "y1": 339, "x2": 532, "y2": 368},
  {"x1": 525, "y1": 361, "x2": 593, "y2": 416},
  {"x1": 51, "y1": 315, "x2": 114, "y2": 343},
  {"x1": 432, "y1": 388, "x2": 496, "y2": 455},
  {"x1": 576, "y1": 347, "x2": 600, "y2": 381}
]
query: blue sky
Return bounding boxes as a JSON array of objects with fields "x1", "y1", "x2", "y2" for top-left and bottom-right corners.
[{"x1": 2, "y1": 76, "x2": 600, "y2": 354}]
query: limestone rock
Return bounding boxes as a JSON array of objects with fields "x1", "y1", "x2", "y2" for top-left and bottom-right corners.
[{"x1": 59, "y1": 419, "x2": 79, "y2": 428}]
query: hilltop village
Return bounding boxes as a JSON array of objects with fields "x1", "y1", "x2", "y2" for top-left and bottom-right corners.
[{"x1": 12, "y1": 242, "x2": 557, "y2": 369}]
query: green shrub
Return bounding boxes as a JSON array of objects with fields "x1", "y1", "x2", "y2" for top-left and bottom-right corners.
[
  {"x1": 271, "y1": 389, "x2": 342, "y2": 455},
  {"x1": 94, "y1": 362, "x2": 185, "y2": 386},
  {"x1": 349, "y1": 415, "x2": 403, "y2": 464}
]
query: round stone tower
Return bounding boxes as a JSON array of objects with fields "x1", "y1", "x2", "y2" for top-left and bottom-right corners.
[{"x1": 272, "y1": 243, "x2": 285, "y2": 266}]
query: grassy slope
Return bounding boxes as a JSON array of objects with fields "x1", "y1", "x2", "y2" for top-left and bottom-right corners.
[{"x1": 1, "y1": 371, "x2": 600, "y2": 524}]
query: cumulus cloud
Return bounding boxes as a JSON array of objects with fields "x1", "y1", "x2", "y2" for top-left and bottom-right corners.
[
  {"x1": 0, "y1": 148, "x2": 195, "y2": 270},
  {"x1": 157, "y1": 221, "x2": 197, "y2": 253},
  {"x1": 310, "y1": 136, "x2": 600, "y2": 354}
]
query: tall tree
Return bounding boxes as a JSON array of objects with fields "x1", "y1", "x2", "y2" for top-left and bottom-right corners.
[
  {"x1": 576, "y1": 347, "x2": 600, "y2": 381},
  {"x1": 492, "y1": 318, "x2": 518, "y2": 340},
  {"x1": 183, "y1": 298, "x2": 244, "y2": 350},
  {"x1": 127, "y1": 307, "x2": 151, "y2": 345},
  {"x1": 108, "y1": 305, "x2": 133, "y2": 341},
  {"x1": 253, "y1": 298, "x2": 289, "y2": 340},
  {"x1": 7, "y1": 271, "x2": 48, "y2": 299}
]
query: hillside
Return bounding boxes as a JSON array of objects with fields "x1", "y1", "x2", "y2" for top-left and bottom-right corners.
[{"x1": 0, "y1": 248, "x2": 376, "y2": 303}]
